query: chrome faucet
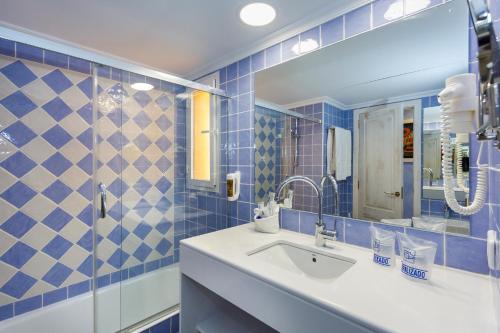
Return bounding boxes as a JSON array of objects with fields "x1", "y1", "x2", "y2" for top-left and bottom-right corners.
[
  {"x1": 275, "y1": 176, "x2": 336, "y2": 247},
  {"x1": 320, "y1": 174, "x2": 339, "y2": 217},
  {"x1": 423, "y1": 168, "x2": 434, "y2": 186}
]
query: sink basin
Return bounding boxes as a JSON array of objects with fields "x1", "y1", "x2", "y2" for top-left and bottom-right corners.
[{"x1": 248, "y1": 241, "x2": 355, "y2": 281}]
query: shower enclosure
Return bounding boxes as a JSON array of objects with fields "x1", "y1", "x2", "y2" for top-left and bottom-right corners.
[{"x1": 0, "y1": 33, "x2": 229, "y2": 333}]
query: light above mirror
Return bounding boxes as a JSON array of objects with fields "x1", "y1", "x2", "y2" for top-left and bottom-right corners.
[
  {"x1": 292, "y1": 38, "x2": 319, "y2": 55},
  {"x1": 240, "y1": 3, "x2": 276, "y2": 26},
  {"x1": 131, "y1": 82, "x2": 154, "y2": 91}
]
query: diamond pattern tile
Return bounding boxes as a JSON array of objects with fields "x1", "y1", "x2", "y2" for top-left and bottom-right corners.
[
  {"x1": 0, "y1": 121, "x2": 37, "y2": 148},
  {"x1": 1, "y1": 271, "x2": 36, "y2": 298},
  {"x1": 42, "y1": 263, "x2": 72, "y2": 287},
  {"x1": 0, "y1": 91, "x2": 37, "y2": 118},
  {"x1": 0, "y1": 56, "x2": 176, "y2": 315},
  {"x1": 0, "y1": 181, "x2": 36, "y2": 208},
  {"x1": 0, "y1": 241, "x2": 36, "y2": 269},
  {"x1": 42, "y1": 70, "x2": 72, "y2": 94},
  {"x1": 42, "y1": 97, "x2": 72, "y2": 121},
  {"x1": 42, "y1": 180, "x2": 72, "y2": 204},
  {"x1": 42, "y1": 207, "x2": 72, "y2": 232},
  {"x1": 0, "y1": 151, "x2": 36, "y2": 178},
  {"x1": 41, "y1": 125, "x2": 72, "y2": 149},
  {"x1": 0, "y1": 61, "x2": 37, "y2": 88},
  {"x1": 1, "y1": 211, "x2": 36, "y2": 238},
  {"x1": 42, "y1": 152, "x2": 72, "y2": 177}
]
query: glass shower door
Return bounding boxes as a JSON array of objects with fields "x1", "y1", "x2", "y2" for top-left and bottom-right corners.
[{"x1": 94, "y1": 65, "x2": 180, "y2": 333}]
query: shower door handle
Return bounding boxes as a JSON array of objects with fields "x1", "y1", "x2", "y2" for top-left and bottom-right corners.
[{"x1": 98, "y1": 183, "x2": 107, "y2": 218}]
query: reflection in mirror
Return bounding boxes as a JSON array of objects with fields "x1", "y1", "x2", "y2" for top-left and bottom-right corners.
[{"x1": 254, "y1": 0, "x2": 472, "y2": 235}]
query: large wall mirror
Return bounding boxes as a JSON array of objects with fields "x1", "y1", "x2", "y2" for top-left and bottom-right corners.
[{"x1": 254, "y1": 0, "x2": 473, "y2": 235}]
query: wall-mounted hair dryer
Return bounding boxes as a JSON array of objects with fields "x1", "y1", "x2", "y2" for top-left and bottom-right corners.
[{"x1": 439, "y1": 74, "x2": 487, "y2": 216}]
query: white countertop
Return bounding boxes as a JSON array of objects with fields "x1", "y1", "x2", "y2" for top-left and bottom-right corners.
[{"x1": 181, "y1": 224, "x2": 498, "y2": 333}]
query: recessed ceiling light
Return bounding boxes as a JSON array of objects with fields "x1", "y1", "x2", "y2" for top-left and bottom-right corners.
[
  {"x1": 131, "y1": 82, "x2": 154, "y2": 91},
  {"x1": 240, "y1": 3, "x2": 276, "y2": 27},
  {"x1": 292, "y1": 38, "x2": 319, "y2": 55}
]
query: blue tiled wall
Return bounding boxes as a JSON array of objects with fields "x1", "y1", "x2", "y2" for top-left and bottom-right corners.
[
  {"x1": 212, "y1": 0, "x2": 497, "y2": 279},
  {"x1": 0, "y1": 39, "x2": 181, "y2": 321}
]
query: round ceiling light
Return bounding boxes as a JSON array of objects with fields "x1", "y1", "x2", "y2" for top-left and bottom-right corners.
[
  {"x1": 131, "y1": 82, "x2": 154, "y2": 91},
  {"x1": 240, "y1": 3, "x2": 276, "y2": 26}
]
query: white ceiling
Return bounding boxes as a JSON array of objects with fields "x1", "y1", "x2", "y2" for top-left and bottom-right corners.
[
  {"x1": 255, "y1": 0, "x2": 469, "y2": 109},
  {"x1": 0, "y1": 0, "x2": 363, "y2": 79}
]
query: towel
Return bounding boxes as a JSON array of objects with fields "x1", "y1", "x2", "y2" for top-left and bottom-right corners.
[{"x1": 327, "y1": 127, "x2": 352, "y2": 181}]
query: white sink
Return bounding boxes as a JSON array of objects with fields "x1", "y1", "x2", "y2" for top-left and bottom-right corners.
[{"x1": 248, "y1": 241, "x2": 355, "y2": 282}]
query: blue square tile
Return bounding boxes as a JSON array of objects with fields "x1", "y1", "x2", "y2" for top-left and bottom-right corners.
[
  {"x1": 145, "y1": 259, "x2": 160, "y2": 273},
  {"x1": 238, "y1": 75, "x2": 251, "y2": 95},
  {"x1": 14, "y1": 296, "x2": 42, "y2": 316},
  {"x1": 0, "y1": 37, "x2": 15, "y2": 57},
  {"x1": 281, "y1": 209, "x2": 299, "y2": 232},
  {"x1": 133, "y1": 243, "x2": 153, "y2": 262},
  {"x1": 69, "y1": 57, "x2": 91, "y2": 74},
  {"x1": 1, "y1": 241, "x2": 36, "y2": 269},
  {"x1": 0, "y1": 91, "x2": 37, "y2": 118},
  {"x1": 219, "y1": 67, "x2": 227, "y2": 84},
  {"x1": 321, "y1": 17, "x2": 344, "y2": 46},
  {"x1": 43, "y1": 263, "x2": 72, "y2": 287},
  {"x1": 446, "y1": 234, "x2": 488, "y2": 274},
  {"x1": 406, "y1": 228, "x2": 445, "y2": 265},
  {"x1": 251, "y1": 51, "x2": 265, "y2": 72},
  {"x1": 1, "y1": 271, "x2": 37, "y2": 298},
  {"x1": 129, "y1": 264, "x2": 144, "y2": 278},
  {"x1": 238, "y1": 57, "x2": 250, "y2": 77},
  {"x1": 44, "y1": 50, "x2": 68, "y2": 68},
  {"x1": 43, "y1": 287, "x2": 67, "y2": 306},
  {"x1": 344, "y1": 218, "x2": 372, "y2": 248},
  {"x1": 0, "y1": 303, "x2": 13, "y2": 321},
  {"x1": 1, "y1": 120, "x2": 37, "y2": 148},
  {"x1": 42, "y1": 97, "x2": 72, "y2": 121},
  {"x1": 0, "y1": 151, "x2": 36, "y2": 178},
  {"x1": 1, "y1": 181, "x2": 37, "y2": 208},
  {"x1": 43, "y1": 235, "x2": 73, "y2": 260},
  {"x1": 16, "y1": 43, "x2": 43, "y2": 63},
  {"x1": 42, "y1": 152, "x2": 73, "y2": 176},
  {"x1": 227, "y1": 62, "x2": 238, "y2": 81},
  {"x1": 42, "y1": 69, "x2": 73, "y2": 94},
  {"x1": 0, "y1": 60, "x2": 37, "y2": 88},
  {"x1": 42, "y1": 207, "x2": 72, "y2": 232},
  {"x1": 1, "y1": 211, "x2": 36, "y2": 238},
  {"x1": 42, "y1": 125, "x2": 73, "y2": 149},
  {"x1": 42, "y1": 180, "x2": 73, "y2": 204},
  {"x1": 77, "y1": 230, "x2": 93, "y2": 252},
  {"x1": 345, "y1": 5, "x2": 371, "y2": 38},
  {"x1": 265, "y1": 44, "x2": 281, "y2": 68},
  {"x1": 151, "y1": 318, "x2": 171, "y2": 333},
  {"x1": 97, "y1": 274, "x2": 110, "y2": 288},
  {"x1": 300, "y1": 211, "x2": 317, "y2": 235}
]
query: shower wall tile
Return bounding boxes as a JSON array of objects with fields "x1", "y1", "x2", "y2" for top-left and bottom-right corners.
[{"x1": 0, "y1": 39, "x2": 179, "y2": 321}]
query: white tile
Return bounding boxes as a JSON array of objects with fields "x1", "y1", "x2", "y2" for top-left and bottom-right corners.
[
  {"x1": 96, "y1": 141, "x2": 117, "y2": 165},
  {"x1": 22, "y1": 252, "x2": 56, "y2": 279},
  {"x1": 24, "y1": 280, "x2": 54, "y2": 299},
  {"x1": 61, "y1": 68, "x2": 88, "y2": 85},
  {"x1": 60, "y1": 139, "x2": 90, "y2": 164},
  {"x1": 60, "y1": 86, "x2": 90, "y2": 112},
  {"x1": 60, "y1": 245, "x2": 88, "y2": 270},
  {"x1": 0, "y1": 168, "x2": 17, "y2": 193},
  {"x1": 0, "y1": 137, "x2": 17, "y2": 163},
  {"x1": 22, "y1": 223, "x2": 57, "y2": 251},
  {"x1": 0, "y1": 74, "x2": 17, "y2": 101},
  {"x1": 61, "y1": 270, "x2": 87, "y2": 288},
  {"x1": 122, "y1": 211, "x2": 141, "y2": 232},
  {"x1": 0, "y1": 104, "x2": 17, "y2": 129},
  {"x1": 22, "y1": 136, "x2": 57, "y2": 164},
  {"x1": 59, "y1": 192, "x2": 90, "y2": 218},
  {"x1": 0, "y1": 231, "x2": 16, "y2": 257},
  {"x1": 59, "y1": 219, "x2": 88, "y2": 244},
  {"x1": 25, "y1": 61, "x2": 53, "y2": 78},
  {"x1": 95, "y1": 117, "x2": 117, "y2": 139},
  {"x1": 21, "y1": 166, "x2": 56, "y2": 193},
  {"x1": 0, "y1": 292, "x2": 15, "y2": 307},
  {"x1": 60, "y1": 166, "x2": 89, "y2": 191},
  {"x1": 19, "y1": 108, "x2": 56, "y2": 135},
  {"x1": 22, "y1": 194, "x2": 57, "y2": 222},
  {"x1": 58, "y1": 111, "x2": 89, "y2": 137},
  {"x1": 22, "y1": 79, "x2": 56, "y2": 107}
]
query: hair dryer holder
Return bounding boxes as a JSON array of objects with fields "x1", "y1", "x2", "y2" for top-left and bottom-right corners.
[{"x1": 468, "y1": 0, "x2": 500, "y2": 149}]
